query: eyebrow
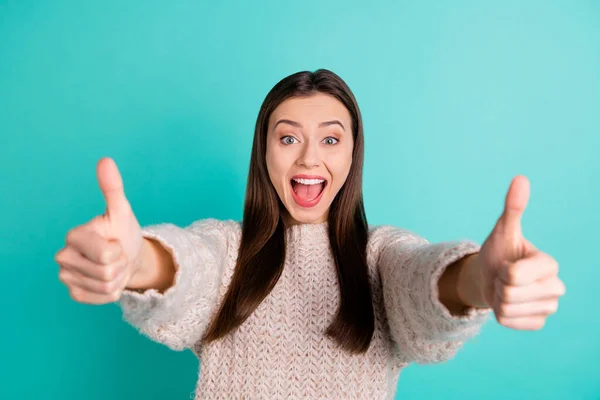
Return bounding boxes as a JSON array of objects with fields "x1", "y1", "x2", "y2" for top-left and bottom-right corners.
[{"x1": 273, "y1": 119, "x2": 346, "y2": 131}]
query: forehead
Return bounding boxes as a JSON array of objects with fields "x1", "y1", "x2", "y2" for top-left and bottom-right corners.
[{"x1": 269, "y1": 93, "x2": 351, "y2": 125}]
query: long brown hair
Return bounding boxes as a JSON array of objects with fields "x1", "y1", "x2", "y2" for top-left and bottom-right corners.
[{"x1": 202, "y1": 69, "x2": 374, "y2": 354}]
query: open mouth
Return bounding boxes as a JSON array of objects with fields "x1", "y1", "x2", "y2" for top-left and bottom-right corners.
[{"x1": 289, "y1": 177, "x2": 328, "y2": 208}]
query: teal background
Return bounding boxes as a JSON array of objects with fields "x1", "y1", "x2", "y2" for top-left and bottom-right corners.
[{"x1": 1, "y1": 0, "x2": 598, "y2": 398}]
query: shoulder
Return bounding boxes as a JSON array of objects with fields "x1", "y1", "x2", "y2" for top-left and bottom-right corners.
[
  {"x1": 181, "y1": 219, "x2": 243, "y2": 267},
  {"x1": 366, "y1": 224, "x2": 429, "y2": 261},
  {"x1": 188, "y1": 218, "x2": 242, "y2": 235},
  {"x1": 367, "y1": 224, "x2": 429, "y2": 244},
  {"x1": 186, "y1": 218, "x2": 242, "y2": 248}
]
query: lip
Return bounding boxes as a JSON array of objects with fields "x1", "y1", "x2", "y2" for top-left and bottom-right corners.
[
  {"x1": 291, "y1": 174, "x2": 327, "y2": 181},
  {"x1": 289, "y1": 174, "x2": 328, "y2": 208}
]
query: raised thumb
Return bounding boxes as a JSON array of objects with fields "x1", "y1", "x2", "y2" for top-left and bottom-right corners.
[
  {"x1": 96, "y1": 157, "x2": 130, "y2": 218},
  {"x1": 496, "y1": 175, "x2": 530, "y2": 237}
]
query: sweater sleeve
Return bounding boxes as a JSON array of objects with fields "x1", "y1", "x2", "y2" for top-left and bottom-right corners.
[
  {"x1": 373, "y1": 225, "x2": 492, "y2": 364},
  {"x1": 117, "y1": 218, "x2": 237, "y2": 352}
]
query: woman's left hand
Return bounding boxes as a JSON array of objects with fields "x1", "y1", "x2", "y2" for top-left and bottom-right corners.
[{"x1": 476, "y1": 175, "x2": 566, "y2": 330}]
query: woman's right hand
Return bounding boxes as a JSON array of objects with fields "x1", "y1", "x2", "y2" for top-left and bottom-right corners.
[{"x1": 55, "y1": 157, "x2": 145, "y2": 304}]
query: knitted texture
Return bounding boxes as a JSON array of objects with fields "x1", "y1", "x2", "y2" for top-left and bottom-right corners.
[{"x1": 119, "y1": 219, "x2": 492, "y2": 399}]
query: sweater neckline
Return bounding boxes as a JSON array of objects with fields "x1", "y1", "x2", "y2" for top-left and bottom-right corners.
[{"x1": 284, "y1": 221, "x2": 329, "y2": 243}]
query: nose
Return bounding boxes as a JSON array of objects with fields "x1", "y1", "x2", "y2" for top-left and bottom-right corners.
[{"x1": 296, "y1": 139, "x2": 320, "y2": 169}]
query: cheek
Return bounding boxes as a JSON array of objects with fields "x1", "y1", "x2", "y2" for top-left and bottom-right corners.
[
  {"x1": 326, "y1": 150, "x2": 353, "y2": 186},
  {"x1": 265, "y1": 149, "x2": 288, "y2": 188}
]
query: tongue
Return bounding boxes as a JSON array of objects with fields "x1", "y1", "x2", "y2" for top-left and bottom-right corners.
[{"x1": 293, "y1": 182, "x2": 323, "y2": 201}]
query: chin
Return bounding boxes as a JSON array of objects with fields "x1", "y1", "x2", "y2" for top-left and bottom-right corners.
[{"x1": 283, "y1": 206, "x2": 328, "y2": 225}]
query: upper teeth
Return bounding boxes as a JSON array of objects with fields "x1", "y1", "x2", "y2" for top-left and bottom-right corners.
[{"x1": 293, "y1": 178, "x2": 325, "y2": 185}]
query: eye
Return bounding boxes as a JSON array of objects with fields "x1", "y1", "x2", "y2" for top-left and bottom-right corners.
[
  {"x1": 280, "y1": 135, "x2": 298, "y2": 145},
  {"x1": 322, "y1": 137, "x2": 339, "y2": 145}
]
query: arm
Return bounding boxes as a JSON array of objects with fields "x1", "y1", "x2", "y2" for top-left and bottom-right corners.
[
  {"x1": 125, "y1": 237, "x2": 176, "y2": 294},
  {"x1": 438, "y1": 253, "x2": 489, "y2": 315},
  {"x1": 118, "y1": 218, "x2": 239, "y2": 351},
  {"x1": 373, "y1": 226, "x2": 492, "y2": 364}
]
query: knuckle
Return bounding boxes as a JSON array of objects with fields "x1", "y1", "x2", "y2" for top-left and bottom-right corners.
[
  {"x1": 498, "y1": 302, "x2": 511, "y2": 316},
  {"x1": 99, "y1": 279, "x2": 120, "y2": 294},
  {"x1": 100, "y1": 243, "x2": 121, "y2": 264},
  {"x1": 56, "y1": 251, "x2": 75, "y2": 268},
  {"x1": 54, "y1": 250, "x2": 64, "y2": 264},
  {"x1": 100, "y1": 265, "x2": 118, "y2": 282},
  {"x1": 556, "y1": 280, "x2": 566, "y2": 296},
  {"x1": 97, "y1": 280, "x2": 112, "y2": 294},
  {"x1": 106, "y1": 291, "x2": 122, "y2": 303},
  {"x1": 99, "y1": 248, "x2": 112, "y2": 264},
  {"x1": 69, "y1": 288, "x2": 85, "y2": 303},
  {"x1": 535, "y1": 319, "x2": 546, "y2": 330},
  {"x1": 55, "y1": 248, "x2": 72, "y2": 265},
  {"x1": 498, "y1": 285, "x2": 512, "y2": 302},
  {"x1": 58, "y1": 270, "x2": 69, "y2": 283},
  {"x1": 66, "y1": 229, "x2": 78, "y2": 245},
  {"x1": 506, "y1": 267, "x2": 519, "y2": 284}
]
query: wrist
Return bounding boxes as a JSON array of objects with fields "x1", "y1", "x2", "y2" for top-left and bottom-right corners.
[
  {"x1": 126, "y1": 238, "x2": 176, "y2": 293},
  {"x1": 126, "y1": 238, "x2": 154, "y2": 289},
  {"x1": 457, "y1": 253, "x2": 490, "y2": 309}
]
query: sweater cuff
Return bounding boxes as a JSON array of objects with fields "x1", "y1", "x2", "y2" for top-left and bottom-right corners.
[
  {"x1": 426, "y1": 241, "x2": 492, "y2": 341},
  {"x1": 119, "y1": 224, "x2": 193, "y2": 322}
]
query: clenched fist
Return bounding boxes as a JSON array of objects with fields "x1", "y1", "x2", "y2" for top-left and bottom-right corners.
[
  {"x1": 55, "y1": 157, "x2": 144, "y2": 304},
  {"x1": 478, "y1": 175, "x2": 566, "y2": 330}
]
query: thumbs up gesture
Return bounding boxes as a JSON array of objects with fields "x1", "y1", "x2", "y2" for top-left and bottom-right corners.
[
  {"x1": 477, "y1": 175, "x2": 566, "y2": 330},
  {"x1": 55, "y1": 157, "x2": 144, "y2": 304}
]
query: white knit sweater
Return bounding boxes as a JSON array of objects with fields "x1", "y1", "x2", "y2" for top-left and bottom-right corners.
[{"x1": 119, "y1": 219, "x2": 491, "y2": 399}]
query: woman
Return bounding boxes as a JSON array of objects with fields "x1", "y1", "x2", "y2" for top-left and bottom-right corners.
[{"x1": 55, "y1": 69, "x2": 565, "y2": 399}]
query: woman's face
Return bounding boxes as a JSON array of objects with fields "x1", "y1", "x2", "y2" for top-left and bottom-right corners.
[{"x1": 266, "y1": 93, "x2": 354, "y2": 226}]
